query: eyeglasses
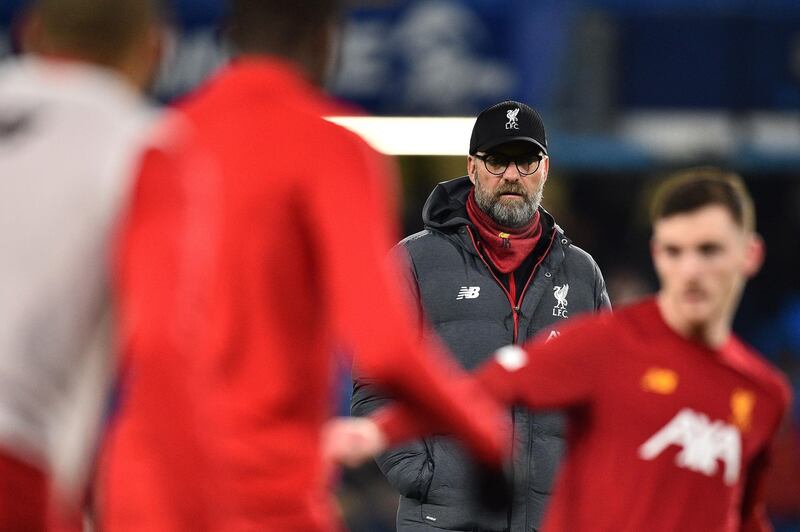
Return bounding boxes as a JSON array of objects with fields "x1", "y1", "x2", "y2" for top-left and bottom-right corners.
[{"x1": 474, "y1": 152, "x2": 545, "y2": 176}]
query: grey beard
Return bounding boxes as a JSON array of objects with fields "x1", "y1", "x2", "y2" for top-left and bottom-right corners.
[{"x1": 474, "y1": 180, "x2": 543, "y2": 228}]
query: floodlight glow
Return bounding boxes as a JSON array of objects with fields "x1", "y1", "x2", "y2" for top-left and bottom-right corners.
[{"x1": 326, "y1": 116, "x2": 474, "y2": 156}]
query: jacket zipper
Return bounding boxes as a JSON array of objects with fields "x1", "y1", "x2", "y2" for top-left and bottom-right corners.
[
  {"x1": 465, "y1": 226, "x2": 558, "y2": 344},
  {"x1": 466, "y1": 225, "x2": 558, "y2": 531}
]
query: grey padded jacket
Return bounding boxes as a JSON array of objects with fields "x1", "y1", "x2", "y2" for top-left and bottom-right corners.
[{"x1": 352, "y1": 176, "x2": 610, "y2": 532}]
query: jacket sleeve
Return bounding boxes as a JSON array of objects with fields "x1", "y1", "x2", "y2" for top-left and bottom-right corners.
[
  {"x1": 351, "y1": 378, "x2": 433, "y2": 499},
  {"x1": 350, "y1": 244, "x2": 433, "y2": 500},
  {"x1": 592, "y1": 260, "x2": 612, "y2": 311},
  {"x1": 309, "y1": 126, "x2": 508, "y2": 466},
  {"x1": 386, "y1": 243, "x2": 424, "y2": 334}
]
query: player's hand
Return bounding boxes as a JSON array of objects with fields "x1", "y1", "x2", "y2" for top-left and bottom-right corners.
[{"x1": 322, "y1": 417, "x2": 388, "y2": 467}]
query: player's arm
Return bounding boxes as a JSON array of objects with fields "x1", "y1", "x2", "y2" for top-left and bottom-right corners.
[
  {"x1": 351, "y1": 376, "x2": 434, "y2": 499},
  {"x1": 0, "y1": 451, "x2": 47, "y2": 531},
  {"x1": 104, "y1": 133, "x2": 213, "y2": 529},
  {"x1": 351, "y1": 383, "x2": 435, "y2": 499},
  {"x1": 740, "y1": 384, "x2": 792, "y2": 532},
  {"x1": 739, "y1": 449, "x2": 772, "y2": 532},
  {"x1": 475, "y1": 316, "x2": 607, "y2": 409},
  {"x1": 350, "y1": 244, "x2": 435, "y2": 499},
  {"x1": 308, "y1": 127, "x2": 508, "y2": 466},
  {"x1": 356, "y1": 314, "x2": 608, "y2": 461},
  {"x1": 350, "y1": 244, "x2": 424, "y2": 420}
]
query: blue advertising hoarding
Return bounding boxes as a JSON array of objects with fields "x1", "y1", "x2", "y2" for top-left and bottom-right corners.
[{"x1": 1, "y1": 0, "x2": 799, "y2": 115}]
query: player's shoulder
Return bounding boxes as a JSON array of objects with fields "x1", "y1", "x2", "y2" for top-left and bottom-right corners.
[
  {"x1": 132, "y1": 108, "x2": 191, "y2": 162},
  {"x1": 0, "y1": 57, "x2": 27, "y2": 90},
  {"x1": 601, "y1": 297, "x2": 650, "y2": 325},
  {"x1": 729, "y1": 338, "x2": 792, "y2": 409},
  {"x1": 0, "y1": 57, "x2": 48, "y2": 94},
  {"x1": 319, "y1": 115, "x2": 375, "y2": 154},
  {"x1": 272, "y1": 98, "x2": 378, "y2": 167},
  {"x1": 595, "y1": 298, "x2": 662, "y2": 340},
  {"x1": 0, "y1": 57, "x2": 149, "y2": 122}
]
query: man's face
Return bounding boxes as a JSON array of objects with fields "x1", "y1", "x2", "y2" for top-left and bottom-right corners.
[
  {"x1": 651, "y1": 205, "x2": 762, "y2": 329},
  {"x1": 467, "y1": 142, "x2": 549, "y2": 228}
]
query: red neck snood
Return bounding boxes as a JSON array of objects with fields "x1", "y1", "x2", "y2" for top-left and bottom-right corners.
[{"x1": 466, "y1": 189, "x2": 542, "y2": 274}]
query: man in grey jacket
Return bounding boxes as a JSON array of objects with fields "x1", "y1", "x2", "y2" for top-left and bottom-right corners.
[{"x1": 351, "y1": 100, "x2": 611, "y2": 531}]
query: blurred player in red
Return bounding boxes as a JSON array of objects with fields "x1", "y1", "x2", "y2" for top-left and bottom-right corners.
[
  {"x1": 336, "y1": 168, "x2": 791, "y2": 531},
  {"x1": 98, "y1": 0, "x2": 509, "y2": 530},
  {"x1": 0, "y1": 0, "x2": 161, "y2": 530}
]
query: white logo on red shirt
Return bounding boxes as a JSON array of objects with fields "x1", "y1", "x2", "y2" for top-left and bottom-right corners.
[{"x1": 638, "y1": 408, "x2": 742, "y2": 486}]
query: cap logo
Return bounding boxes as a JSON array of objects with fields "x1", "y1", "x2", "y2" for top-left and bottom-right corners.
[{"x1": 505, "y1": 108, "x2": 520, "y2": 130}]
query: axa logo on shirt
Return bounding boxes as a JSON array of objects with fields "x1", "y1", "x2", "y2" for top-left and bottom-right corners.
[
  {"x1": 638, "y1": 408, "x2": 741, "y2": 486},
  {"x1": 456, "y1": 286, "x2": 481, "y2": 300}
]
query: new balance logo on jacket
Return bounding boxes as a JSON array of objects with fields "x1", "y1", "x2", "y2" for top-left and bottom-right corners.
[{"x1": 456, "y1": 286, "x2": 481, "y2": 300}]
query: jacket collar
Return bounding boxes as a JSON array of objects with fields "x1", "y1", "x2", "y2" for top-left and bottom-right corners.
[{"x1": 421, "y1": 175, "x2": 565, "y2": 243}]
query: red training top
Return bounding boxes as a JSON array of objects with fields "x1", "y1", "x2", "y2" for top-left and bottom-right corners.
[
  {"x1": 99, "y1": 57, "x2": 508, "y2": 531},
  {"x1": 477, "y1": 298, "x2": 790, "y2": 532}
]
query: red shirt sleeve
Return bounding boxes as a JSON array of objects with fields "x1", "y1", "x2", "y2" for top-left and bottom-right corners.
[
  {"x1": 739, "y1": 449, "x2": 773, "y2": 532},
  {"x1": 476, "y1": 315, "x2": 610, "y2": 410},
  {"x1": 0, "y1": 449, "x2": 46, "y2": 532},
  {"x1": 305, "y1": 126, "x2": 509, "y2": 465},
  {"x1": 373, "y1": 315, "x2": 610, "y2": 445},
  {"x1": 741, "y1": 382, "x2": 792, "y2": 532}
]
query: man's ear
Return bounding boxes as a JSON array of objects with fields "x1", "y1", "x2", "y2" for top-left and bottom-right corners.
[
  {"x1": 541, "y1": 156, "x2": 550, "y2": 184},
  {"x1": 743, "y1": 233, "x2": 765, "y2": 278},
  {"x1": 467, "y1": 156, "x2": 477, "y2": 185}
]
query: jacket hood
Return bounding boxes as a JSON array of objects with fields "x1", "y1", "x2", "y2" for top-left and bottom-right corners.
[
  {"x1": 421, "y1": 176, "x2": 473, "y2": 230},
  {"x1": 421, "y1": 175, "x2": 561, "y2": 238}
]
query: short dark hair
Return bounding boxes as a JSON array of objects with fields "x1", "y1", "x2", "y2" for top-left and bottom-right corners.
[
  {"x1": 651, "y1": 167, "x2": 755, "y2": 231},
  {"x1": 228, "y1": 0, "x2": 341, "y2": 56},
  {"x1": 36, "y1": 0, "x2": 161, "y2": 67}
]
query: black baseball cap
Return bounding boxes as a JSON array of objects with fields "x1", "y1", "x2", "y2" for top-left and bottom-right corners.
[{"x1": 469, "y1": 100, "x2": 547, "y2": 156}]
